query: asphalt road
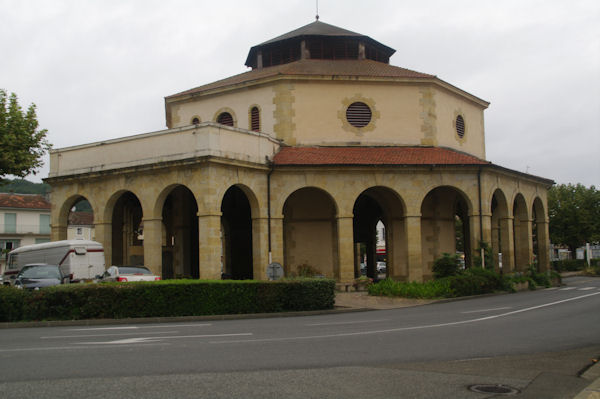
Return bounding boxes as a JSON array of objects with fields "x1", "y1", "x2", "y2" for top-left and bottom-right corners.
[{"x1": 0, "y1": 276, "x2": 599, "y2": 398}]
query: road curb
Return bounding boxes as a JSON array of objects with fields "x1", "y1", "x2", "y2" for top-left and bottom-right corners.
[
  {"x1": 0, "y1": 306, "x2": 373, "y2": 329},
  {"x1": 574, "y1": 361, "x2": 600, "y2": 399}
]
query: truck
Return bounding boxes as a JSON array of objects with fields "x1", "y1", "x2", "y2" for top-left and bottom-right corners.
[{"x1": 2, "y1": 240, "x2": 105, "y2": 286}]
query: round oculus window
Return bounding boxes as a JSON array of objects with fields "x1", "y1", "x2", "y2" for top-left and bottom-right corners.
[
  {"x1": 456, "y1": 115, "x2": 465, "y2": 138},
  {"x1": 346, "y1": 102, "x2": 372, "y2": 128}
]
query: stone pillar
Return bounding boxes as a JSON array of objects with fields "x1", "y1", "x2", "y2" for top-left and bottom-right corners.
[
  {"x1": 252, "y1": 217, "x2": 269, "y2": 280},
  {"x1": 515, "y1": 219, "x2": 533, "y2": 271},
  {"x1": 198, "y1": 213, "x2": 222, "y2": 279},
  {"x1": 405, "y1": 215, "x2": 423, "y2": 282},
  {"x1": 500, "y1": 217, "x2": 515, "y2": 273},
  {"x1": 51, "y1": 223, "x2": 67, "y2": 241},
  {"x1": 270, "y1": 216, "x2": 285, "y2": 267},
  {"x1": 536, "y1": 220, "x2": 550, "y2": 272},
  {"x1": 469, "y1": 214, "x2": 481, "y2": 268},
  {"x1": 336, "y1": 216, "x2": 355, "y2": 283},
  {"x1": 94, "y1": 222, "x2": 112, "y2": 267},
  {"x1": 142, "y1": 218, "x2": 163, "y2": 277}
]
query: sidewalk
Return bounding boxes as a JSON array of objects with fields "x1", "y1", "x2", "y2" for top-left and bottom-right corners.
[
  {"x1": 574, "y1": 361, "x2": 600, "y2": 399},
  {"x1": 335, "y1": 291, "x2": 435, "y2": 309}
]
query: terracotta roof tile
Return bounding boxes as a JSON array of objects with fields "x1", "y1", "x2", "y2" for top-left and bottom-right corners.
[
  {"x1": 167, "y1": 59, "x2": 433, "y2": 98},
  {"x1": 272, "y1": 146, "x2": 489, "y2": 166},
  {"x1": 0, "y1": 193, "x2": 51, "y2": 210},
  {"x1": 68, "y1": 211, "x2": 94, "y2": 225}
]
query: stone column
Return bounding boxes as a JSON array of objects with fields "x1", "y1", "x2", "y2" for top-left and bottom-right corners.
[
  {"x1": 536, "y1": 220, "x2": 550, "y2": 272},
  {"x1": 515, "y1": 219, "x2": 534, "y2": 271},
  {"x1": 336, "y1": 216, "x2": 355, "y2": 283},
  {"x1": 142, "y1": 218, "x2": 163, "y2": 277},
  {"x1": 469, "y1": 214, "x2": 481, "y2": 268},
  {"x1": 270, "y1": 216, "x2": 285, "y2": 267},
  {"x1": 94, "y1": 221, "x2": 112, "y2": 267},
  {"x1": 197, "y1": 213, "x2": 222, "y2": 279},
  {"x1": 500, "y1": 216, "x2": 515, "y2": 273},
  {"x1": 252, "y1": 217, "x2": 269, "y2": 280},
  {"x1": 405, "y1": 215, "x2": 423, "y2": 282},
  {"x1": 491, "y1": 220, "x2": 501, "y2": 272},
  {"x1": 51, "y1": 223, "x2": 67, "y2": 241}
]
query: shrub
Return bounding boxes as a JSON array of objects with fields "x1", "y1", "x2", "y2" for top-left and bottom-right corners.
[
  {"x1": 368, "y1": 278, "x2": 451, "y2": 299},
  {"x1": 432, "y1": 253, "x2": 461, "y2": 279},
  {"x1": 551, "y1": 259, "x2": 586, "y2": 272},
  {"x1": 0, "y1": 279, "x2": 335, "y2": 322}
]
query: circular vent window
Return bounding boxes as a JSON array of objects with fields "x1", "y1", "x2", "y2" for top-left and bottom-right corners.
[
  {"x1": 456, "y1": 115, "x2": 465, "y2": 138},
  {"x1": 346, "y1": 102, "x2": 372, "y2": 128}
]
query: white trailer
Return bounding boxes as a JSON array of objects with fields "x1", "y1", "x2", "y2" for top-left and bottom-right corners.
[{"x1": 2, "y1": 240, "x2": 105, "y2": 285}]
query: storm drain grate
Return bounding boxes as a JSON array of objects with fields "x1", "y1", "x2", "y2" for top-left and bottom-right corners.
[{"x1": 468, "y1": 384, "x2": 520, "y2": 395}]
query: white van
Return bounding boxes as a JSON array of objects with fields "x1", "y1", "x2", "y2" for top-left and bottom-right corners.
[{"x1": 2, "y1": 240, "x2": 105, "y2": 285}]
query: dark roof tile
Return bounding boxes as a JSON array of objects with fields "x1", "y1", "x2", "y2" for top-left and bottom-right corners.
[{"x1": 272, "y1": 146, "x2": 489, "y2": 166}]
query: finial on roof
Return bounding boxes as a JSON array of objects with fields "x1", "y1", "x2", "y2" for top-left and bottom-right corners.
[{"x1": 315, "y1": 0, "x2": 319, "y2": 20}]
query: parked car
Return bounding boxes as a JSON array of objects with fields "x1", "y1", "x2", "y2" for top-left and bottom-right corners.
[
  {"x1": 376, "y1": 261, "x2": 387, "y2": 274},
  {"x1": 3, "y1": 240, "x2": 105, "y2": 285},
  {"x1": 98, "y1": 266, "x2": 161, "y2": 282},
  {"x1": 14, "y1": 264, "x2": 69, "y2": 290}
]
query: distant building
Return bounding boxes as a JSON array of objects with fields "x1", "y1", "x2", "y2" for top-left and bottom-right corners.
[
  {"x1": 67, "y1": 211, "x2": 95, "y2": 241},
  {"x1": 0, "y1": 193, "x2": 51, "y2": 272},
  {"x1": 46, "y1": 20, "x2": 553, "y2": 282}
]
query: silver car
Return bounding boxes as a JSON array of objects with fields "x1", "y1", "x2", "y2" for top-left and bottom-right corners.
[{"x1": 99, "y1": 266, "x2": 161, "y2": 282}]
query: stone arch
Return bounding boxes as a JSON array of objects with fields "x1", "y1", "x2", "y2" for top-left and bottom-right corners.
[
  {"x1": 513, "y1": 193, "x2": 531, "y2": 271},
  {"x1": 490, "y1": 188, "x2": 512, "y2": 273},
  {"x1": 420, "y1": 186, "x2": 473, "y2": 278},
  {"x1": 159, "y1": 185, "x2": 199, "y2": 279},
  {"x1": 56, "y1": 194, "x2": 96, "y2": 241},
  {"x1": 352, "y1": 186, "x2": 407, "y2": 281},
  {"x1": 282, "y1": 187, "x2": 339, "y2": 278},
  {"x1": 221, "y1": 185, "x2": 254, "y2": 280},
  {"x1": 109, "y1": 191, "x2": 144, "y2": 267}
]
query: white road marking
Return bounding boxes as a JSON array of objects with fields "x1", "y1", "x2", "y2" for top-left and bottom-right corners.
[
  {"x1": 578, "y1": 287, "x2": 596, "y2": 291},
  {"x1": 67, "y1": 323, "x2": 211, "y2": 331},
  {"x1": 74, "y1": 332, "x2": 253, "y2": 345},
  {"x1": 306, "y1": 319, "x2": 389, "y2": 326},
  {"x1": 210, "y1": 291, "x2": 600, "y2": 344},
  {"x1": 0, "y1": 343, "x2": 171, "y2": 353},
  {"x1": 41, "y1": 331, "x2": 177, "y2": 339},
  {"x1": 461, "y1": 307, "x2": 511, "y2": 314},
  {"x1": 559, "y1": 287, "x2": 577, "y2": 291}
]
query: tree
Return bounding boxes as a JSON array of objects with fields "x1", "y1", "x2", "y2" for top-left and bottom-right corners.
[
  {"x1": 548, "y1": 184, "x2": 600, "y2": 253},
  {"x1": 0, "y1": 89, "x2": 51, "y2": 183}
]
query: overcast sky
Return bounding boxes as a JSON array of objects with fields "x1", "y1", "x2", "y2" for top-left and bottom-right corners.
[{"x1": 1, "y1": 0, "x2": 599, "y2": 186}]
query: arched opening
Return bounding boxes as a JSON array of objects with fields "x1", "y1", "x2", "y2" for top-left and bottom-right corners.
[
  {"x1": 217, "y1": 112, "x2": 234, "y2": 127},
  {"x1": 283, "y1": 187, "x2": 338, "y2": 278},
  {"x1": 221, "y1": 186, "x2": 253, "y2": 280},
  {"x1": 250, "y1": 106, "x2": 260, "y2": 132},
  {"x1": 491, "y1": 189, "x2": 510, "y2": 273},
  {"x1": 161, "y1": 186, "x2": 199, "y2": 279},
  {"x1": 352, "y1": 187, "x2": 406, "y2": 281},
  {"x1": 111, "y1": 192, "x2": 143, "y2": 266},
  {"x1": 421, "y1": 187, "x2": 472, "y2": 278},
  {"x1": 532, "y1": 197, "x2": 545, "y2": 271},
  {"x1": 513, "y1": 194, "x2": 530, "y2": 271},
  {"x1": 67, "y1": 197, "x2": 94, "y2": 241}
]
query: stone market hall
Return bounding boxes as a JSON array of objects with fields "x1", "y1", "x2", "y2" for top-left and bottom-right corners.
[{"x1": 46, "y1": 20, "x2": 553, "y2": 283}]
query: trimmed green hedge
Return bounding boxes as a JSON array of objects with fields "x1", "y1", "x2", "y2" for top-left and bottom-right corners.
[{"x1": 0, "y1": 279, "x2": 335, "y2": 322}]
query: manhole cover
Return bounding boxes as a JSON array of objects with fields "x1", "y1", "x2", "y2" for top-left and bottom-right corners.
[{"x1": 468, "y1": 384, "x2": 520, "y2": 395}]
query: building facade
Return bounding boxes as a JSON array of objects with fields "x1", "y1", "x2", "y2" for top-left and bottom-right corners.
[
  {"x1": 46, "y1": 20, "x2": 553, "y2": 282},
  {"x1": 0, "y1": 193, "x2": 51, "y2": 273}
]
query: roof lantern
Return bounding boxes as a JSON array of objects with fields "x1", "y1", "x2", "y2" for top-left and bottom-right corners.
[{"x1": 245, "y1": 20, "x2": 396, "y2": 69}]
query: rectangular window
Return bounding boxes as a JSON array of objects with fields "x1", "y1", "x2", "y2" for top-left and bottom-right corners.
[
  {"x1": 4, "y1": 213, "x2": 16, "y2": 233},
  {"x1": 39, "y1": 214, "x2": 50, "y2": 235},
  {"x1": 35, "y1": 238, "x2": 50, "y2": 244},
  {"x1": 76, "y1": 227, "x2": 83, "y2": 235}
]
